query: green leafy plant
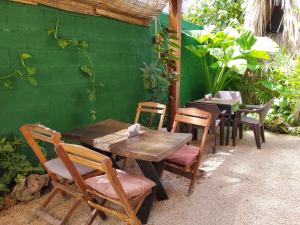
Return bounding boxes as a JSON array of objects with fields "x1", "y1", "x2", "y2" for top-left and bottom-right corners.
[
  {"x1": 48, "y1": 17, "x2": 103, "y2": 121},
  {"x1": 141, "y1": 26, "x2": 179, "y2": 103},
  {"x1": 0, "y1": 137, "x2": 44, "y2": 208},
  {"x1": 258, "y1": 51, "x2": 300, "y2": 127},
  {"x1": 186, "y1": 28, "x2": 269, "y2": 95},
  {"x1": 184, "y1": 0, "x2": 245, "y2": 30},
  {"x1": 0, "y1": 53, "x2": 37, "y2": 89}
]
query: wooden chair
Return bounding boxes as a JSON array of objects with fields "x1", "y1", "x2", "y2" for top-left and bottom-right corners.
[
  {"x1": 186, "y1": 101, "x2": 226, "y2": 153},
  {"x1": 121, "y1": 101, "x2": 167, "y2": 168},
  {"x1": 20, "y1": 124, "x2": 101, "y2": 225},
  {"x1": 164, "y1": 108, "x2": 211, "y2": 194},
  {"x1": 56, "y1": 143, "x2": 156, "y2": 225},
  {"x1": 134, "y1": 102, "x2": 167, "y2": 130},
  {"x1": 232, "y1": 98, "x2": 274, "y2": 149}
]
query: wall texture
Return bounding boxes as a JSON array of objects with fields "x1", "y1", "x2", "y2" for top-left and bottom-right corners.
[{"x1": 0, "y1": 1, "x2": 204, "y2": 142}]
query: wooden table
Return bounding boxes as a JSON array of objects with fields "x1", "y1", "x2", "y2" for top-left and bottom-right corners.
[
  {"x1": 63, "y1": 119, "x2": 192, "y2": 224},
  {"x1": 195, "y1": 98, "x2": 240, "y2": 145}
]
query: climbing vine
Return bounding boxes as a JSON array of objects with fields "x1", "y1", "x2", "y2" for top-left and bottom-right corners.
[
  {"x1": 48, "y1": 17, "x2": 103, "y2": 121},
  {"x1": 0, "y1": 53, "x2": 37, "y2": 89}
]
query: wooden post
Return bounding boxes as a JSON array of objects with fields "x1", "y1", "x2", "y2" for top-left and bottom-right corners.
[{"x1": 168, "y1": 0, "x2": 182, "y2": 130}]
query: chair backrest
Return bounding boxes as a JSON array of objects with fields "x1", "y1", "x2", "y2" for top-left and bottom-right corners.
[
  {"x1": 20, "y1": 124, "x2": 62, "y2": 165},
  {"x1": 134, "y1": 101, "x2": 167, "y2": 130},
  {"x1": 186, "y1": 102, "x2": 220, "y2": 127},
  {"x1": 257, "y1": 98, "x2": 274, "y2": 124},
  {"x1": 172, "y1": 108, "x2": 211, "y2": 162},
  {"x1": 55, "y1": 143, "x2": 136, "y2": 217},
  {"x1": 216, "y1": 91, "x2": 242, "y2": 104}
]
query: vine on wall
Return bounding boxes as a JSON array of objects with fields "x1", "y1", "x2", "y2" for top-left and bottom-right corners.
[
  {"x1": 0, "y1": 53, "x2": 37, "y2": 89},
  {"x1": 48, "y1": 17, "x2": 103, "y2": 121}
]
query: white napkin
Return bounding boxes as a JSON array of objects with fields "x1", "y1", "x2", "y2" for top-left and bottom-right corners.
[{"x1": 127, "y1": 123, "x2": 141, "y2": 138}]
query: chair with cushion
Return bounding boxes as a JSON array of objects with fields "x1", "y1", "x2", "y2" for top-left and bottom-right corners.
[
  {"x1": 164, "y1": 108, "x2": 211, "y2": 194},
  {"x1": 20, "y1": 124, "x2": 102, "y2": 225},
  {"x1": 56, "y1": 143, "x2": 156, "y2": 225},
  {"x1": 186, "y1": 101, "x2": 226, "y2": 153},
  {"x1": 232, "y1": 98, "x2": 274, "y2": 149},
  {"x1": 121, "y1": 101, "x2": 167, "y2": 168}
]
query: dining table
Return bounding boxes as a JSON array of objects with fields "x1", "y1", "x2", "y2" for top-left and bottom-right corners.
[
  {"x1": 62, "y1": 119, "x2": 192, "y2": 224},
  {"x1": 194, "y1": 98, "x2": 240, "y2": 145}
]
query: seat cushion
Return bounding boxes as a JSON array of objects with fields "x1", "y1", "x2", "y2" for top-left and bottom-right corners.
[
  {"x1": 166, "y1": 144, "x2": 200, "y2": 167},
  {"x1": 44, "y1": 158, "x2": 96, "y2": 180},
  {"x1": 85, "y1": 170, "x2": 156, "y2": 199}
]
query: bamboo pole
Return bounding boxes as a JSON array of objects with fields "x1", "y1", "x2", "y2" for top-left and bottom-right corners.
[{"x1": 168, "y1": 0, "x2": 182, "y2": 130}]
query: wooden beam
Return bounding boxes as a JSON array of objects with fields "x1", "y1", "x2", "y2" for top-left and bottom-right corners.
[{"x1": 168, "y1": 0, "x2": 182, "y2": 130}]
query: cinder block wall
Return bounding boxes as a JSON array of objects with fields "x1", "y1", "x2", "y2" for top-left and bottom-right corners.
[{"x1": 0, "y1": 1, "x2": 205, "y2": 139}]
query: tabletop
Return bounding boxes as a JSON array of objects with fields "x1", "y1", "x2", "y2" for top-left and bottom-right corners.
[
  {"x1": 63, "y1": 119, "x2": 192, "y2": 162},
  {"x1": 195, "y1": 98, "x2": 240, "y2": 106}
]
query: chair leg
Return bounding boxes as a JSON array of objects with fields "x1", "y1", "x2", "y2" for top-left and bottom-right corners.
[
  {"x1": 220, "y1": 122, "x2": 224, "y2": 146},
  {"x1": 260, "y1": 125, "x2": 265, "y2": 142},
  {"x1": 239, "y1": 124, "x2": 243, "y2": 139},
  {"x1": 188, "y1": 169, "x2": 198, "y2": 195},
  {"x1": 85, "y1": 209, "x2": 99, "y2": 225},
  {"x1": 252, "y1": 125, "x2": 261, "y2": 149},
  {"x1": 232, "y1": 120, "x2": 238, "y2": 146},
  {"x1": 210, "y1": 127, "x2": 216, "y2": 154}
]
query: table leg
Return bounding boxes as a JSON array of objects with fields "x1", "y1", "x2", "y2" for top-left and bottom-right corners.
[
  {"x1": 136, "y1": 160, "x2": 168, "y2": 200},
  {"x1": 226, "y1": 108, "x2": 231, "y2": 145},
  {"x1": 136, "y1": 160, "x2": 168, "y2": 224}
]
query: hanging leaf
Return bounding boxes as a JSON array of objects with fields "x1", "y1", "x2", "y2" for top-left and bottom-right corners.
[
  {"x1": 28, "y1": 78, "x2": 37, "y2": 86},
  {"x1": 57, "y1": 39, "x2": 69, "y2": 49},
  {"x1": 87, "y1": 89, "x2": 96, "y2": 102},
  {"x1": 3, "y1": 80, "x2": 13, "y2": 89},
  {"x1": 48, "y1": 29, "x2": 56, "y2": 36},
  {"x1": 26, "y1": 66, "x2": 37, "y2": 76},
  {"x1": 20, "y1": 53, "x2": 31, "y2": 60},
  {"x1": 80, "y1": 65, "x2": 94, "y2": 76},
  {"x1": 78, "y1": 40, "x2": 89, "y2": 49}
]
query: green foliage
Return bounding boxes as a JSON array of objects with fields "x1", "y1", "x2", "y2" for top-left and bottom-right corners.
[
  {"x1": 186, "y1": 28, "x2": 269, "y2": 95},
  {"x1": 48, "y1": 17, "x2": 103, "y2": 121},
  {"x1": 0, "y1": 137, "x2": 44, "y2": 208},
  {"x1": 141, "y1": 26, "x2": 179, "y2": 103},
  {"x1": 0, "y1": 53, "x2": 38, "y2": 89},
  {"x1": 184, "y1": 0, "x2": 245, "y2": 30},
  {"x1": 257, "y1": 51, "x2": 300, "y2": 127}
]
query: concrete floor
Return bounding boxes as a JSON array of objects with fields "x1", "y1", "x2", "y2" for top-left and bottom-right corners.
[{"x1": 1, "y1": 131, "x2": 300, "y2": 225}]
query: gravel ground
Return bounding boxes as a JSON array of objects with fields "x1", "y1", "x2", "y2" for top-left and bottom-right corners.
[{"x1": 1, "y1": 131, "x2": 300, "y2": 225}]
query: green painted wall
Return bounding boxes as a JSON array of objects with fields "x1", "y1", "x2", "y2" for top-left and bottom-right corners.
[{"x1": 0, "y1": 1, "x2": 204, "y2": 141}]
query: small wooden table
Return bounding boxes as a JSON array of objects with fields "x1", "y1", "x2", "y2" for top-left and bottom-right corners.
[
  {"x1": 63, "y1": 119, "x2": 192, "y2": 223},
  {"x1": 194, "y1": 98, "x2": 240, "y2": 145}
]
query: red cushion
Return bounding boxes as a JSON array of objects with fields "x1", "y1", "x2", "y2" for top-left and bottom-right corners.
[
  {"x1": 166, "y1": 144, "x2": 200, "y2": 167},
  {"x1": 85, "y1": 170, "x2": 156, "y2": 199}
]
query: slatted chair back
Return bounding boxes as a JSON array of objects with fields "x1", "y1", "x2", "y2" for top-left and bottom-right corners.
[
  {"x1": 20, "y1": 124, "x2": 62, "y2": 180},
  {"x1": 164, "y1": 107, "x2": 211, "y2": 194},
  {"x1": 216, "y1": 91, "x2": 243, "y2": 104},
  {"x1": 172, "y1": 108, "x2": 211, "y2": 160},
  {"x1": 20, "y1": 124, "x2": 95, "y2": 225},
  {"x1": 134, "y1": 102, "x2": 166, "y2": 130},
  {"x1": 56, "y1": 143, "x2": 144, "y2": 225},
  {"x1": 186, "y1": 102, "x2": 221, "y2": 127},
  {"x1": 257, "y1": 98, "x2": 274, "y2": 124}
]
